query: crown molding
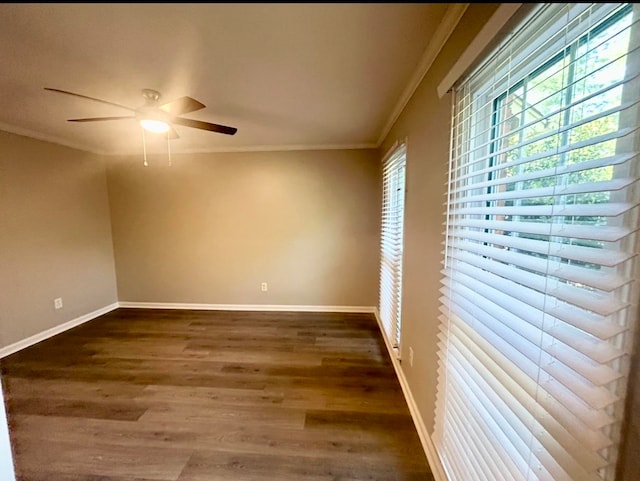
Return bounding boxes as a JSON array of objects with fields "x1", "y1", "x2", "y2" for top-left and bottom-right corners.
[
  {"x1": 0, "y1": 121, "x2": 377, "y2": 155},
  {"x1": 376, "y1": 3, "x2": 469, "y2": 147},
  {"x1": 107, "y1": 142, "x2": 378, "y2": 156}
]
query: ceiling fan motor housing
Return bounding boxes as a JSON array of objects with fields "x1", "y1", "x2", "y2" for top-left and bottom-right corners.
[
  {"x1": 142, "y1": 89, "x2": 162, "y2": 104},
  {"x1": 137, "y1": 90, "x2": 170, "y2": 124}
]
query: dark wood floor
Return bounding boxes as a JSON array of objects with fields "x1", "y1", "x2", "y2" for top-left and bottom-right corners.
[{"x1": 0, "y1": 308, "x2": 433, "y2": 481}]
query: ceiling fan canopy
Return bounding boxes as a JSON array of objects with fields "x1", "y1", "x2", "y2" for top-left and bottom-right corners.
[{"x1": 44, "y1": 87, "x2": 238, "y2": 139}]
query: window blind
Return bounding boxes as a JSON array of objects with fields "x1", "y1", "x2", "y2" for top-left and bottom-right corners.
[
  {"x1": 379, "y1": 142, "x2": 406, "y2": 350},
  {"x1": 435, "y1": 4, "x2": 639, "y2": 481}
]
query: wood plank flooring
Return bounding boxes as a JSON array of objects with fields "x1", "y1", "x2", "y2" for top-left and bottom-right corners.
[{"x1": 0, "y1": 309, "x2": 433, "y2": 481}]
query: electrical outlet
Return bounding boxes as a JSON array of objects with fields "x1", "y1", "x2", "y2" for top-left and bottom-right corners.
[
  {"x1": 54, "y1": 297, "x2": 63, "y2": 310},
  {"x1": 261, "y1": 282, "x2": 268, "y2": 292},
  {"x1": 409, "y1": 347, "x2": 414, "y2": 367}
]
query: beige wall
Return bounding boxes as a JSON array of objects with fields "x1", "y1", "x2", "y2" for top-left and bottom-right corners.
[
  {"x1": 0, "y1": 131, "x2": 117, "y2": 348},
  {"x1": 377, "y1": 3, "x2": 501, "y2": 432},
  {"x1": 106, "y1": 149, "x2": 380, "y2": 307}
]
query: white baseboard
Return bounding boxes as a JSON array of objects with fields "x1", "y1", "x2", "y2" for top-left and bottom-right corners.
[
  {"x1": 118, "y1": 302, "x2": 376, "y2": 313},
  {"x1": 0, "y1": 302, "x2": 119, "y2": 359},
  {"x1": 373, "y1": 308, "x2": 447, "y2": 481}
]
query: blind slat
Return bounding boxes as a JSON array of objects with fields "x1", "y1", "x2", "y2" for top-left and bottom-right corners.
[
  {"x1": 441, "y1": 294, "x2": 620, "y2": 409},
  {"x1": 445, "y1": 332, "x2": 608, "y2": 477},
  {"x1": 449, "y1": 152, "x2": 637, "y2": 197},
  {"x1": 442, "y1": 263, "x2": 628, "y2": 360},
  {"x1": 452, "y1": 218, "x2": 634, "y2": 242},
  {"x1": 441, "y1": 280, "x2": 623, "y2": 385},
  {"x1": 450, "y1": 239, "x2": 632, "y2": 291},
  {"x1": 448, "y1": 251, "x2": 628, "y2": 316},
  {"x1": 447, "y1": 228, "x2": 635, "y2": 268},
  {"x1": 439, "y1": 315, "x2": 616, "y2": 440},
  {"x1": 450, "y1": 177, "x2": 638, "y2": 205},
  {"x1": 453, "y1": 202, "x2": 634, "y2": 218}
]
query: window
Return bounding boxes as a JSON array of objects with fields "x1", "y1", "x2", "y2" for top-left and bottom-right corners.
[
  {"x1": 435, "y1": 4, "x2": 639, "y2": 481},
  {"x1": 379, "y1": 142, "x2": 407, "y2": 352}
]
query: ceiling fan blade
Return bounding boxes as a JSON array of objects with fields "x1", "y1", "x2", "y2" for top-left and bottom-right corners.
[
  {"x1": 172, "y1": 117, "x2": 237, "y2": 135},
  {"x1": 68, "y1": 116, "x2": 136, "y2": 122},
  {"x1": 45, "y1": 88, "x2": 136, "y2": 112},
  {"x1": 159, "y1": 96, "x2": 206, "y2": 116}
]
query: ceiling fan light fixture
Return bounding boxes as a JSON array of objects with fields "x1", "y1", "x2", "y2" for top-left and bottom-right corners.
[
  {"x1": 45, "y1": 86, "x2": 238, "y2": 138},
  {"x1": 139, "y1": 118, "x2": 170, "y2": 134}
]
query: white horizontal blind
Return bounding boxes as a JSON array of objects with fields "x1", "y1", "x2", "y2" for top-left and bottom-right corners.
[
  {"x1": 379, "y1": 143, "x2": 407, "y2": 350},
  {"x1": 435, "y1": 4, "x2": 639, "y2": 481}
]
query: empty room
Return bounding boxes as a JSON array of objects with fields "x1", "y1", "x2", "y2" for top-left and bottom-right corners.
[{"x1": 0, "y1": 3, "x2": 638, "y2": 481}]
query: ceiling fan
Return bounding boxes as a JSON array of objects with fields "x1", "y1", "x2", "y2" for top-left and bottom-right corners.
[{"x1": 44, "y1": 87, "x2": 238, "y2": 139}]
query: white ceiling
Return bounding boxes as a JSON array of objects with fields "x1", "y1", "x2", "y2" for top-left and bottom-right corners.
[{"x1": 0, "y1": 3, "x2": 460, "y2": 155}]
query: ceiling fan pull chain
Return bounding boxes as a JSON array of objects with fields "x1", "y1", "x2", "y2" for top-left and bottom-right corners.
[
  {"x1": 141, "y1": 127, "x2": 148, "y2": 167},
  {"x1": 167, "y1": 132, "x2": 172, "y2": 166}
]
